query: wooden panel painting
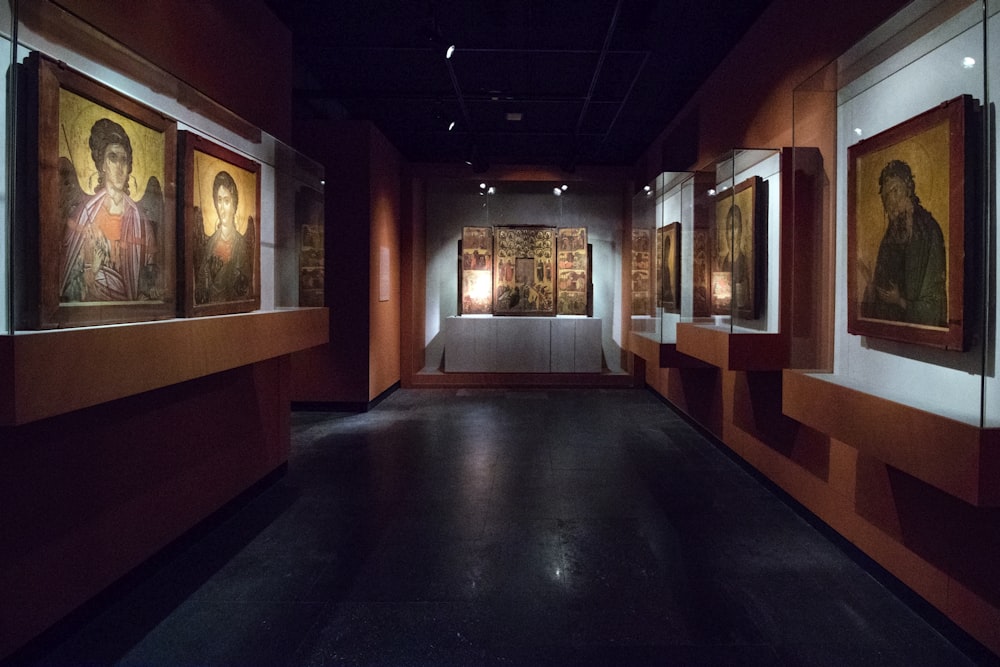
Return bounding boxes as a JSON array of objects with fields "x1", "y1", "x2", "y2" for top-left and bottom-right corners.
[
  {"x1": 657, "y1": 223, "x2": 680, "y2": 313},
  {"x1": 712, "y1": 175, "x2": 765, "y2": 319},
  {"x1": 692, "y1": 228, "x2": 711, "y2": 317},
  {"x1": 25, "y1": 52, "x2": 177, "y2": 329},
  {"x1": 297, "y1": 188, "x2": 324, "y2": 307},
  {"x1": 461, "y1": 226, "x2": 493, "y2": 314},
  {"x1": 557, "y1": 227, "x2": 588, "y2": 315},
  {"x1": 847, "y1": 95, "x2": 973, "y2": 350},
  {"x1": 494, "y1": 226, "x2": 556, "y2": 315},
  {"x1": 179, "y1": 131, "x2": 261, "y2": 317},
  {"x1": 631, "y1": 229, "x2": 652, "y2": 315}
]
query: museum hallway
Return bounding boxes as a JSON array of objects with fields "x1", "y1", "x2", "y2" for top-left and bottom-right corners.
[{"x1": 8, "y1": 388, "x2": 993, "y2": 666}]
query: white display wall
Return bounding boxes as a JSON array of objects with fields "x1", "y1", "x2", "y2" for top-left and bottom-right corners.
[
  {"x1": 832, "y1": 0, "x2": 989, "y2": 424},
  {"x1": 424, "y1": 180, "x2": 624, "y2": 372}
]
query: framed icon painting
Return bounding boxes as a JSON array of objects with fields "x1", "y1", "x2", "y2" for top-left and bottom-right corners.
[
  {"x1": 23, "y1": 52, "x2": 177, "y2": 329},
  {"x1": 179, "y1": 131, "x2": 261, "y2": 317},
  {"x1": 460, "y1": 226, "x2": 493, "y2": 314},
  {"x1": 493, "y1": 226, "x2": 556, "y2": 315},
  {"x1": 632, "y1": 229, "x2": 652, "y2": 316},
  {"x1": 847, "y1": 95, "x2": 975, "y2": 350},
  {"x1": 297, "y1": 187, "x2": 325, "y2": 308},
  {"x1": 657, "y1": 222, "x2": 680, "y2": 313},
  {"x1": 712, "y1": 175, "x2": 765, "y2": 319},
  {"x1": 557, "y1": 227, "x2": 588, "y2": 315}
]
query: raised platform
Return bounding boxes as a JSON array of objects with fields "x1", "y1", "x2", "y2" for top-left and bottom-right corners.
[{"x1": 443, "y1": 316, "x2": 603, "y2": 373}]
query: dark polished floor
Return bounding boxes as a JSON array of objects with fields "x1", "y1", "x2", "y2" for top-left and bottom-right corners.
[{"x1": 10, "y1": 388, "x2": 993, "y2": 666}]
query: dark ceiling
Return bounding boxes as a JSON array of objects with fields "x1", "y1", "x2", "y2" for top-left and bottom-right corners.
[{"x1": 264, "y1": 0, "x2": 773, "y2": 170}]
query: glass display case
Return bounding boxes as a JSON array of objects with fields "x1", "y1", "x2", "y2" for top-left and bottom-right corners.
[
  {"x1": 671, "y1": 147, "x2": 797, "y2": 371},
  {"x1": 0, "y1": 2, "x2": 327, "y2": 424},
  {"x1": 629, "y1": 171, "x2": 714, "y2": 348},
  {"x1": 788, "y1": 0, "x2": 998, "y2": 505},
  {"x1": 0, "y1": 2, "x2": 322, "y2": 334},
  {"x1": 424, "y1": 178, "x2": 624, "y2": 374}
]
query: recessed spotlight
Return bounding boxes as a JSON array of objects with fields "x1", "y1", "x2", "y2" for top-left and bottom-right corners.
[
  {"x1": 479, "y1": 182, "x2": 487, "y2": 189},
  {"x1": 854, "y1": 127, "x2": 863, "y2": 137},
  {"x1": 553, "y1": 188, "x2": 562, "y2": 196},
  {"x1": 561, "y1": 184, "x2": 568, "y2": 191},
  {"x1": 963, "y1": 56, "x2": 976, "y2": 69}
]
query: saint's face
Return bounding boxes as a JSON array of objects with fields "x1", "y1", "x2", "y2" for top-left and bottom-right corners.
[
  {"x1": 880, "y1": 174, "x2": 913, "y2": 222},
  {"x1": 102, "y1": 143, "x2": 130, "y2": 195},
  {"x1": 720, "y1": 208, "x2": 741, "y2": 255},
  {"x1": 214, "y1": 184, "x2": 236, "y2": 234}
]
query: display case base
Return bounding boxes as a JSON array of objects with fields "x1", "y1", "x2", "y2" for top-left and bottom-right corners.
[
  {"x1": 676, "y1": 322, "x2": 789, "y2": 370},
  {"x1": 782, "y1": 369, "x2": 1000, "y2": 507},
  {"x1": 629, "y1": 330, "x2": 714, "y2": 369}
]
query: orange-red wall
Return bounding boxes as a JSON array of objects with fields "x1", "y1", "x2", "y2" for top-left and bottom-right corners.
[
  {"x1": 52, "y1": 0, "x2": 293, "y2": 142},
  {"x1": 369, "y1": 129, "x2": 402, "y2": 399}
]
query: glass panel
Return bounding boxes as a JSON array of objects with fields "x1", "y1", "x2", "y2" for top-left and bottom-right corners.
[
  {"x1": 630, "y1": 176, "x2": 658, "y2": 341},
  {"x1": 982, "y1": 0, "x2": 1000, "y2": 427},
  {"x1": 1, "y1": 1, "x2": 15, "y2": 335},
  {"x1": 791, "y1": 63, "x2": 837, "y2": 370},
  {"x1": 272, "y1": 139, "x2": 325, "y2": 308}
]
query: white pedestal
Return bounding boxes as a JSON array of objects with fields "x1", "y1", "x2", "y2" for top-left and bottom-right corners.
[{"x1": 444, "y1": 316, "x2": 602, "y2": 373}]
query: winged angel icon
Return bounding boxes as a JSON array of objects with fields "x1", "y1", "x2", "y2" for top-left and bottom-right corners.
[{"x1": 59, "y1": 117, "x2": 165, "y2": 303}]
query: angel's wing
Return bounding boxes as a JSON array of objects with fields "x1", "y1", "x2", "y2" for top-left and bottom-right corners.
[{"x1": 57, "y1": 156, "x2": 85, "y2": 223}]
